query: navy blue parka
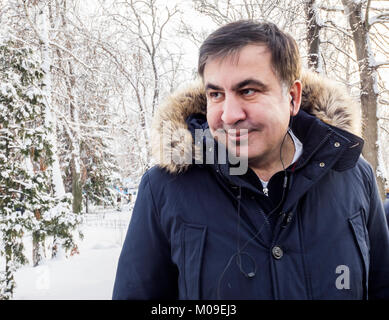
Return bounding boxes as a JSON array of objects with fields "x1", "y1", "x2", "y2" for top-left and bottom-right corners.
[{"x1": 113, "y1": 71, "x2": 389, "y2": 300}]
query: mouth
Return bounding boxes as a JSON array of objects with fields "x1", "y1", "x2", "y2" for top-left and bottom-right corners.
[{"x1": 226, "y1": 129, "x2": 251, "y2": 142}]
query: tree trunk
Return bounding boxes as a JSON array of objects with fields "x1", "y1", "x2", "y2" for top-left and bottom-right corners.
[
  {"x1": 39, "y1": 5, "x2": 66, "y2": 198},
  {"x1": 32, "y1": 210, "x2": 45, "y2": 267},
  {"x1": 341, "y1": 0, "x2": 385, "y2": 199},
  {"x1": 305, "y1": 0, "x2": 322, "y2": 72},
  {"x1": 51, "y1": 236, "x2": 58, "y2": 259},
  {"x1": 59, "y1": 1, "x2": 83, "y2": 213},
  {"x1": 71, "y1": 158, "x2": 82, "y2": 213},
  {"x1": 32, "y1": 232, "x2": 45, "y2": 267},
  {"x1": 85, "y1": 195, "x2": 89, "y2": 214},
  {"x1": 3, "y1": 246, "x2": 14, "y2": 300}
]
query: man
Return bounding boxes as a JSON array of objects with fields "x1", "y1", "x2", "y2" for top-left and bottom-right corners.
[{"x1": 113, "y1": 21, "x2": 389, "y2": 299}]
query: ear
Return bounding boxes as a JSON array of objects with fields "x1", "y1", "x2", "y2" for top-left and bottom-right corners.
[{"x1": 289, "y1": 80, "x2": 302, "y2": 117}]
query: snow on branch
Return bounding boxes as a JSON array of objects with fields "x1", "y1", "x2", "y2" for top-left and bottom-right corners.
[
  {"x1": 318, "y1": 4, "x2": 346, "y2": 13},
  {"x1": 319, "y1": 4, "x2": 388, "y2": 13},
  {"x1": 369, "y1": 13, "x2": 389, "y2": 27},
  {"x1": 372, "y1": 60, "x2": 389, "y2": 69},
  {"x1": 49, "y1": 41, "x2": 97, "y2": 72},
  {"x1": 320, "y1": 40, "x2": 357, "y2": 62},
  {"x1": 322, "y1": 20, "x2": 353, "y2": 38}
]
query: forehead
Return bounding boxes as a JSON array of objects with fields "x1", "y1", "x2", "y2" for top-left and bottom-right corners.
[{"x1": 203, "y1": 44, "x2": 277, "y2": 87}]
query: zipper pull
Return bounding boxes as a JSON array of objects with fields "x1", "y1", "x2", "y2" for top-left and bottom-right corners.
[{"x1": 263, "y1": 187, "x2": 269, "y2": 197}]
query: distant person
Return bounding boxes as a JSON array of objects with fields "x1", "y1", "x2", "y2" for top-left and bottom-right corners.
[
  {"x1": 113, "y1": 21, "x2": 389, "y2": 299},
  {"x1": 116, "y1": 187, "x2": 123, "y2": 211}
]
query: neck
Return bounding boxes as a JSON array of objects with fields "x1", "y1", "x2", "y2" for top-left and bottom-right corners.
[{"x1": 249, "y1": 132, "x2": 295, "y2": 182}]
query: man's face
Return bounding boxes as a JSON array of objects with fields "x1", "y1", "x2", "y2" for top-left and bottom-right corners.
[{"x1": 204, "y1": 44, "x2": 299, "y2": 167}]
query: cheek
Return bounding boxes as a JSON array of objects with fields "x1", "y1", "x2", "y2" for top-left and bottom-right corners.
[
  {"x1": 252, "y1": 106, "x2": 289, "y2": 126},
  {"x1": 206, "y1": 107, "x2": 223, "y2": 129}
]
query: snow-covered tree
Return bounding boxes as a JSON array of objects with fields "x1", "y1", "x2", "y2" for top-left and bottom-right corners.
[
  {"x1": 0, "y1": 37, "x2": 81, "y2": 299},
  {"x1": 305, "y1": 0, "x2": 323, "y2": 72},
  {"x1": 341, "y1": 0, "x2": 388, "y2": 197},
  {"x1": 0, "y1": 39, "x2": 51, "y2": 298}
]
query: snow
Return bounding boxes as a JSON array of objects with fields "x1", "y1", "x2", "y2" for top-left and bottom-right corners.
[
  {"x1": 1, "y1": 171, "x2": 9, "y2": 179},
  {"x1": 37, "y1": 5, "x2": 67, "y2": 199},
  {"x1": 368, "y1": 13, "x2": 389, "y2": 27},
  {"x1": 11, "y1": 208, "x2": 131, "y2": 300}
]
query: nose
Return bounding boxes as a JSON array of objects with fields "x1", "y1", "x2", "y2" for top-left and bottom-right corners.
[{"x1": 221, "y1": 94, "x2": 246, "y2": 125}]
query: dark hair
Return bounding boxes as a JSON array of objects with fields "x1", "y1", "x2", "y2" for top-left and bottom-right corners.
[{"x1": 198, "y1": 20, "x2": 301, "y2": 87}]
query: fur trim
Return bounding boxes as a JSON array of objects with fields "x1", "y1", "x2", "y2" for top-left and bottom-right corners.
[
  {"x1": 300, "y1": 71, "x2": 362, "y2": 137},
  {"x1": 151, "y1": 70, "x2": 362, "y2": 174},
  {"x1": 151, "y1": 80, "x2": 206, "y2": 174}
]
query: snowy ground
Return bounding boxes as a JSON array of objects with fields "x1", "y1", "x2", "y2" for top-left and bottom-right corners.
[{"x1": 11, "y1": 205, "x2": 132, "y2": 300}]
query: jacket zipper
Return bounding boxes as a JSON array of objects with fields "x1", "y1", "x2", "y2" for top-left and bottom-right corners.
[{"x1": 258, "y1": 209, "x2": 270, "y2": 227}]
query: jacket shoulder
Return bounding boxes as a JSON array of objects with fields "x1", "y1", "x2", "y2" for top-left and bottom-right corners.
[
  {"x1": 145, "y1": 164, "x2": 202, "y2": 188},
  {"x1": 145, "y1": 165, "x2": 179, "y2": 185},
  {"x1": 143, "y1": 164, "x2": 210, "y2": 202},
  {"x1": 354, "y1": 156, "x2": 375, "y2": 188},
  {"x1": 139, "y1": 166, "x2": 178, "y2": 209}
]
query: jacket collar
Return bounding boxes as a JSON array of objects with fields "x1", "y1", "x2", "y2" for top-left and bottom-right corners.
[
  {"x1": 151, "y1": 70, "x2": 364, "y2": 175},
  {"x1": 291, "y1": 109, "x2": 363, "y2": 172}
]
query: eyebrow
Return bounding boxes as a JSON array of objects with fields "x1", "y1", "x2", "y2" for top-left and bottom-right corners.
[
  {"x1": 205, "y1": 78, "x2": 268, "y2": 92},
  {"x1": 204, "y1": 83, "x2": 223, "y2": 91},
  {"x1": 232, "y1": 79, "x2": 268, "y2": 91}
]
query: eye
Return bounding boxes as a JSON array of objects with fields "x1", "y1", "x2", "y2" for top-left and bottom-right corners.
[
  {"x1": 240, "y1": 88, "x2": 258, "y2": 97},
  {"x1": 208, "y1": 91, "x2": 224, "y2": 102}
]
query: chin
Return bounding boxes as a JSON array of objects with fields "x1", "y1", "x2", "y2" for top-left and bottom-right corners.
[{"x1": 228, "y1": 147, "x2": 251, "y2": 159}]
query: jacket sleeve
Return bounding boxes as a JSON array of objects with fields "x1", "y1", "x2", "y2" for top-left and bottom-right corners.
[
  {"x1": 366, "y1": 167, "x2": 389, "y2": 299},
  {"x1": 112, "y1": 171, "x2": 178, "y2": 300}
]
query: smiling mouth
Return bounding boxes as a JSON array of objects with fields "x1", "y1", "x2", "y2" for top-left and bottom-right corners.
[{"x1": 226, "y1": 129, "x2": 251, "y2": 141}]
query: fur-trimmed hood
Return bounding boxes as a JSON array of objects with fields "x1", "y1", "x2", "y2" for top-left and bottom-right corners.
[{"x1": 151, "y1": 70, "x2": 362, "y2": 174}]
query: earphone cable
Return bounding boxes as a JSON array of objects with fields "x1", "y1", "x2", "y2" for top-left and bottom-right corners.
[{"x1": 217, "y1": 112, "x2": 296, "y2": 299}]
